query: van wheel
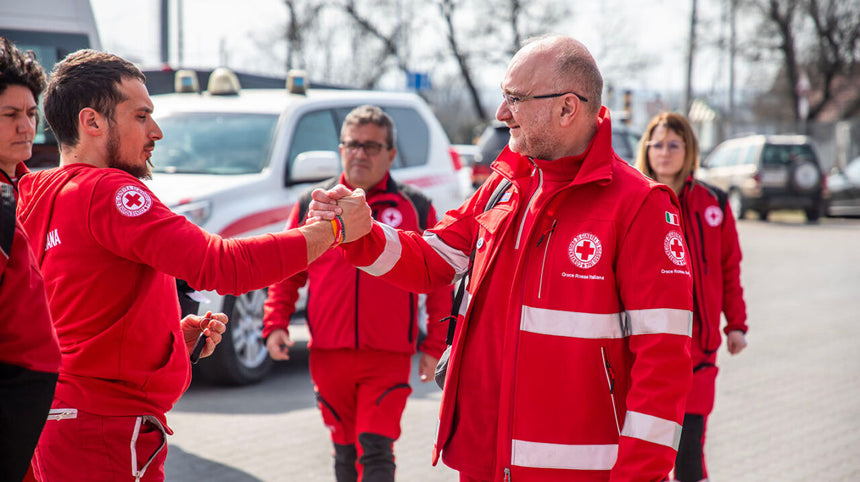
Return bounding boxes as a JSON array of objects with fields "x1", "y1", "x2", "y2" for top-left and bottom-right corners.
[
  {"x1": 199, "y1": 289, "x2": 273, "y2": 385},
  {"x1": 756, "y1": 209, "x2": 770, "y2": 221},
  {"x1": 728, "y1": 189, "x2": 746, "y2": 220}
]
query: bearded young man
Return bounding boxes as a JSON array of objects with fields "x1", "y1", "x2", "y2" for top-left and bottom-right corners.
[{"x1": 17, "y1": 49, "x2": 371, "y2": 481}]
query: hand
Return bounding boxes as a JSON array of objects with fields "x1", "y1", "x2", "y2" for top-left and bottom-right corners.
[
  {"x1": 265, "y1": 328, "x2": 295, "y2": 361},
  {"x1": 418, "y1": 353, "x2": 439, "y2": 383},
  {"x1": 337, "y1": 189, "x2": 372, "y2": 242},
  {"x1": 181, "y1": 311, "x2": 228, "y2": 360},
  {"x1": 726, "y1": 330, "x2": 747, "y2": 355},
  {"x1": 306, "y1": 184, "x2": 353, "y2": 222}
]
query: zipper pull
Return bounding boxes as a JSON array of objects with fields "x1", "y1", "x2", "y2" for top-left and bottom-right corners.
[
  {"x1": 536, "y1": 218, "x2": 558, "y2": 247},
  {"x1": 505, "y1": 467, "x2": 512, "y2": 481}
]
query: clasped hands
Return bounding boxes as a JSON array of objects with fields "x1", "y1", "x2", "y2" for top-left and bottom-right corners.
[{"x1": 307, "y1": 184, "x2": 373, "y2": 243}]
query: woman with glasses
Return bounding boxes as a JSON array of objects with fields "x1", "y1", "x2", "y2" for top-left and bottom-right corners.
[{"x1": 636, "y1": 112, "x2": 749, "y2": 482}]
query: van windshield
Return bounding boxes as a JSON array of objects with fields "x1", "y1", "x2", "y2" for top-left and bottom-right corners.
[{"x1": 152, "y1": 113, "x2": 279, "y2": 175}]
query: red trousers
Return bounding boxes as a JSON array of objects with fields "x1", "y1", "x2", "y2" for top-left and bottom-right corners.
[
  {"x1": 309, "y1": 349, "x2": 412, "y2": 459},
  {"x1": 32, "y1": 399, "x2": 167, "y2": 481}
]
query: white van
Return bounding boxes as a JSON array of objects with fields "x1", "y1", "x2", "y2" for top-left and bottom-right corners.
[{"x1": 146, "y1": 69, "x2": 467, "y2": 385}]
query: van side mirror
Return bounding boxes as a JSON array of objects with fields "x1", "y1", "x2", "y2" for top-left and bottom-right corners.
[{"x1": 291, "y1": 150, "x2": 341, "y2": 184}]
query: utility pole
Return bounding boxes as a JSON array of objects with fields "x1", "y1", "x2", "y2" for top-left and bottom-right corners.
[
  {"x1": 683, "y1": 0, "x2": 698, "y2": 116},
  {"x1": 728, "y1": 0, "x2": 736, "y2": 122},
  {"x1": 160, "y1": 0, "x2": 169, "y2": 66}
]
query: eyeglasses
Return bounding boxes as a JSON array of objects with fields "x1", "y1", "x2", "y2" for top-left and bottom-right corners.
[
  {"x1": 647, "y1": 140, "x2": 685, "y2": 152},
  {"x1": 502, "y1": 91, "x2": 589, "y2": 112},
  {"x1": 340, "y1": 140, "x2": 388, "y2": 156}
]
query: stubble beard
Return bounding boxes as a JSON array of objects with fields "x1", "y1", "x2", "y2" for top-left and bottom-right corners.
[{"x1": 106, "y1": 130, "x2": 152, "y2": 180}]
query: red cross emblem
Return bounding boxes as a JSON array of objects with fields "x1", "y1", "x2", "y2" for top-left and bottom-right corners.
[
  {"x1": 379, "y1": 207, "x2": 403, "y2": 227},
  {"x1": 114, "y1": 185, "x2": 152, "y2": 217},
  {"x1": 704, "y1": 205, "x2": 723, "y2": 227},
  {"x1": 664, "y1": 231, "x2": 687, "y2": 266},
  {"x1": 568, "y1": 233, "x2": 602, "y2": 269}
]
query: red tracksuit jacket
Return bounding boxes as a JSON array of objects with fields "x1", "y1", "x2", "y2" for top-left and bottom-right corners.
[
  {"x1": 0, "y1": 165, "x2": 60, "y2": 373},
  {"x1": 678, "y1": 177, "x2": 747, "y2": 414},
  {"x1": 342, "y1": 108, "x2": 693, "y2": 481},
  {"x1": 17, "y1": 164, "x2": 312, "y2": 429},
  {"x1": 263, "y1": 173, "x2": 451, "y2": 357}
]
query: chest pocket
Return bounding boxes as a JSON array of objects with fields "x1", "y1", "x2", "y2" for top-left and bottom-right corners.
[{"x1": 470, "y1": 202, "x2": 515, "y2": 287}]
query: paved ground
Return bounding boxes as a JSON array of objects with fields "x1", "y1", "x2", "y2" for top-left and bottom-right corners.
[{"x1": 165, "y1": 215, "x2": 860, "y2": 481}]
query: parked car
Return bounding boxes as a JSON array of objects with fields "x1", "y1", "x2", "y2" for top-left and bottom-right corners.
[
  {"x1": 451, "y1": 143, "x2": 481, "y2": 194},
  {"x1": 825, "y1": 156, "x2": 860, "y2": 217},
  {"x1": 697, "y1": 134, "x2": 825, "y2": 222},
  {"x1": 469, "y1": 121, "x2": 641, "y2": 190},
  {"x1": 145, "y1": 69, "x2": 468, "y2": 384}
]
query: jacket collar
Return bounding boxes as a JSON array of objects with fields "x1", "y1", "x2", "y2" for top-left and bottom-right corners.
[
  {"x1": 491, "y1": 106, "x2": 616, "y2": 188},
  {"x1": 338, "y1": 172, "x2": 396, "y2": 198}
]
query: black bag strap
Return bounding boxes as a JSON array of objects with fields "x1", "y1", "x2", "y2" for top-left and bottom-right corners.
[
  {"x1": 0, "y1": 183, "x2": 16, "y2": 264},
  {"x1": 444, "y1": 178, "x2": 512, "y2": 344}
]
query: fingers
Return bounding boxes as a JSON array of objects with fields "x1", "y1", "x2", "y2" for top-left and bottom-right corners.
[
  {"x1": 265, "y1": 329, "x2": 293, "y2": 361},
  {"x1": 308, "y1": 186, "x2": 349, "y2": 220},
  {"x1": 418, "y1": 353, "x2": 439, "y2": 384},
  {"x1": 338, "y1": 189, "x2": 372, "y2": 243}
]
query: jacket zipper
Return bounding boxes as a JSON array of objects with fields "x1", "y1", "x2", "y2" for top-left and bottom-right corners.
[
  {"x1": 695, "y1": 213, "x2": 708, "y2": 275},
  {"x1": 691, "y1": 211, "x2": 714, "y2": 353},
  {"x1": 600, "y1": 347, "x2": 622, "y2": 436},
  {"x1": 515, "y1": 162, "x2": 542, "y2": 250},
  {"x1": 536, "y1": 218, "x2": 557, "y2": 299},
  {"x1": 408, "y1": 293, "x2": 415, "y2": 343}
]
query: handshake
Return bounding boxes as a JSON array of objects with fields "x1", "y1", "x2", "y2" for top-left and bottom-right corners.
[{"x1": 307, "y1": 184, "x2": 373, "y2": 244}]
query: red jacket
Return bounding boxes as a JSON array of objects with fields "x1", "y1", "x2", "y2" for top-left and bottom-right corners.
[
  {"x1": 16, "y1": 164, "x2": 311, "y2": 429},
  {"x1": 678, "y1": 177, "x2": 747, "y2": 413},
  {"x1": 343, "y1": 108, "x2": 693, "y2": 481},
  {"x1": 263, "y1": 174, "x2": 451, "y2": 358},
  {"x1": 0, "y1": 165, "x2": 60, "y2": 373}
]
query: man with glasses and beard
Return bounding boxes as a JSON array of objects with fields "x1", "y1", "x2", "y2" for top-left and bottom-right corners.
[
  {"x1": 16, "y1": 49, "x2": 371, "y2": 481},
  {"x1": 308, "y1": 35, "x2": 694, "y2": 481},
  {"x1": 263, "y1": 105, "x2": 452, "y2": 482}
]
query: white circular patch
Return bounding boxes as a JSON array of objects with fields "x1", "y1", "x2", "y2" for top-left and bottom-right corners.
[
  {"x1": 704, "y1": 205, "x2": 723, "y2": 227},
  {"x1": 664, "y1": 231, "x2": 687, "y2": 266},
  {"x1": 568, "y1": 233, "x2": 602, "y2": 269},
  {"x1": 115, "y1": 185, "x2": 152, "y2": 217},
  {"x1": 379, "y1": 207, "x2": 403, "y2": 227}
]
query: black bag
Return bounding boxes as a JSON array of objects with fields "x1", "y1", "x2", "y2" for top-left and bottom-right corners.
[{"x1": 435, "y1": 179, "x2": 511, "y2": 389}]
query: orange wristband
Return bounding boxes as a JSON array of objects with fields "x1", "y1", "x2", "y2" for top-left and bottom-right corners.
[{"x1": 330, "y1": 215, "x2": 344, "y2": 246}]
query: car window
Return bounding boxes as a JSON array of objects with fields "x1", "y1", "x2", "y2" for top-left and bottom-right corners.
[
  {"x1": 153, "y1": 113, "x2": 279, "y2": 174},
  {"x1": 288, "y1": 109, "x2": 341, "y2": 171},
  {"x1": 741, "y1": 146, "x2": 757, "y2": 166},
  {"x1": 844, "y1": 158, "x2": 860, "y2": 180},
  {"x1": 706, "y1": 145, "x2": 730, "y2": 168},
  {"x1": 761, "y1": 144, "x2": 816, "y2": 167}
]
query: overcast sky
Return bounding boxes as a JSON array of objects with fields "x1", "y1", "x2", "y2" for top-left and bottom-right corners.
[{"x1": 89, "y1": 0, "x2": 735, "y2": 105}]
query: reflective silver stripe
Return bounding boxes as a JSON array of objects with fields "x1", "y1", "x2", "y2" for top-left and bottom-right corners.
[
  {"x1": 511, "y1": 439, "x2": 617, "y2": 471},
  {"x1": 521, "y1": 306, "x2": 692, "y2": 339},
  {"x1": 627, "y1": 309, "x2": 692, "y2": 337},
  {"x1": 521, "y1": 306, "x2": 623, "y2": 339},
  {"x1": 458, "y1": 289, "x2": 472, "y2": 317},
  {"x1": 424, "y1": 232, "x2": 470, "y2": 276},
  {"x1": 358, "y1": 222, "x2": 402, "y2": 276},
  {"x1": 130, "y1": 415, "x2": 167, "y2": 481},
  {"x1": 621, "y1": 410, "x2": 683, "y2": 449}
]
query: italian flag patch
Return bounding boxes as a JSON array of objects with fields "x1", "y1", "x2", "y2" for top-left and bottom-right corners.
[{"x1": 665, "y1": 211, "x2": 680, "y2": 226}]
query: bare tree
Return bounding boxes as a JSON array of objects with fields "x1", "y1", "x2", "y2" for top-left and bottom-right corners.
[
  {"x1": 437, "y1": 0, "x2": 488, "y2": 120},
  {"x1": 741, "y1": 0, "x2": 860, "y2": 120}
]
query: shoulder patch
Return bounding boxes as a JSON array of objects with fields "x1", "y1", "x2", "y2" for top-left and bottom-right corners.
[
  {"x1": 664, "y1": 231, "x2": 687, "y2": 266},
  {"x1": 115, "y1": 185, "x2": 152, "y2": 217}
]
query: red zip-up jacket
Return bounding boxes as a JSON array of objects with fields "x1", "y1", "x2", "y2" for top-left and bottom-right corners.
[
  {"x1": 678, "y1": 177, "x2": 747, "y2": 413},
  {"x1": 16, "y1": 164, "x2": 312, "y2": 429},
  {"x1": 0, "y1": 164, "x2": 60, "y2": 373},
  {"x1": 263, "y1": 173, "x2": 451, "y2": 358},
  {"x1": 342, "y1": 108, "x2": 693, "y2": 481}
]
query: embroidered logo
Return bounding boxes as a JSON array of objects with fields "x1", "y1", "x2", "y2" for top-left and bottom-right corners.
[
  {"x1": 115, "y1": 185, "x2": 152, "y2": 217},
  {"x1": 664, "y1": 231, "x2": 687, "y2": 266},
  {"x1": 379, "y1": 207, "x2": 403, "y2": 227},
  {"x1": 568, "y1": 233, "x2": 602, "y2": 269},
  {"x1": 665, "y1": 211, "x2": 680, "y2": 226},
  {"x1": 704, "y1": 205, "x2": 723, "y2": 227}
]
